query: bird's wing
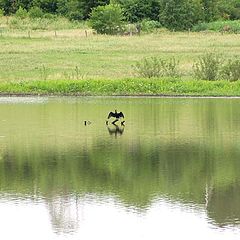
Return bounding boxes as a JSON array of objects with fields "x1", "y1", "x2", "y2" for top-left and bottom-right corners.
[
  {"x1": 119, "y1": 112, "x2": 124, "y2": 118},
  {"x1": 107, "y1": 112, "x2": 114, "y2": 119}
]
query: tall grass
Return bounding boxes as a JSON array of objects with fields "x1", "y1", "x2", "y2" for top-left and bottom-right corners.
[
  {"x1": 193, "y1": 53, "x2": 223, "y2": 81},
  {"x1": 222, "y1": 58, "x2": 240, "y2": 82},
  {"x1": 0, "y1": 16, "x2": 87, "y2": 31},
  {"x1": 134, "y1": 57, "x2": 180, "y2": 78}
]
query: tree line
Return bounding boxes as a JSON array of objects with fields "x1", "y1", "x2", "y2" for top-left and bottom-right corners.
[{"x1": 0, "y1": 0, "x2": 239, "y2": 30}]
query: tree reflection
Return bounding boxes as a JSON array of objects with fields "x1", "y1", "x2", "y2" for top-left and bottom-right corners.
[
  {"x1": 0, "y1": 138, "x2": 240, "y2": 232},
  {"x1": 47, "y1": 195, "x2": 80, "y2": 234},
  {"x1": 1, "y1": 97, "x2": 240, "y2": 232}
]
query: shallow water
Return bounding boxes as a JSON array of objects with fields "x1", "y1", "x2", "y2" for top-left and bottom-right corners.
[{"x1": 0, "y1": 96, "x2": 240, "y2": 240}]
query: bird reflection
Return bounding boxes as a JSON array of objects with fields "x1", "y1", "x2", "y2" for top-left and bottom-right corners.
[{"x1": 107, "y1": 123, "x2": 125, "y2": 138}]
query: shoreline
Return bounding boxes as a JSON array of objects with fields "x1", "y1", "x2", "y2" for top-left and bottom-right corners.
[
  {"x1": 1, "y1": 93, "x2": 240, "y2": 99},
  {"x1": 0, "y1": 78, "x2": 240, "y2": 98}
]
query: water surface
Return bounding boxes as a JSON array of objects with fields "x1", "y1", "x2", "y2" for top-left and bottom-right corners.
[{"x1": 0, "y1": 96, "x2": 240, "y2": 240}]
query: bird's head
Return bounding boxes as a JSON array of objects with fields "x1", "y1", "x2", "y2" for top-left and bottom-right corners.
[{"x1": 115, "y1": 109, "x2": 117, "y2": 113}]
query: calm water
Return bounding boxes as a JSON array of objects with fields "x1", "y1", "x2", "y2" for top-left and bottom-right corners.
[{"x1": 0, "y1": 96, "x2": 240, "y2": 240}]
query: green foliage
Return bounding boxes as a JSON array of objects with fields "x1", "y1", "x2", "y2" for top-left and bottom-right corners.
[
  {"x1": 164, "y1": 57, "x2": 181, "y2": 77},
  {"x1": 40, "y1": 65, "x2": 49, "y2": 80},
  {"x1": 217, "y1": 0, "x2": 240, "y2": 20},
  {"x1": 31, "y1": 0, "x2": 58, "y2": 14},
  {"x1": 140, "y1": 19, "x2": 161, "y2": 33},
  {"x1": 0, "y1": 8, "x2": 4, "y2": 16},
  {"x1": 134, "y1": 57, "x2": 180, "y2": 78},
  {"x1": 118, "y1": 0, "x2": 160, "y2": 23},
  {"x1": 1, "y1": 78, "x2": 240, "y2": 96},
  {"x1": 57, "y1": 0, "x2": 84, "y2": 20},
  {"x1": 56, "y1": 0, "x2": 110, "y2": 20},
  {"x1": 193, "y1": 53, "x2": 223, "y2": 80},
  {"x1": 89, "y1": 4, "x2": 125, "y2": 35},
  {"x1": 0, "y1": 0, "x2": 238, "y2": 33},
  {"x1": 159, "y1": 0, "x2": 203, "y2": 31},
  {"x1": 193, "y1": 20, "x2": 240, "y2": 33},
  {"x1": 28, "y1": 6, "x2": 44, "y2": 18},
  {"x1": 222, "y1": 58, "x2": 240, "y2": 81},
  {"x1": 201, "y1": 0, "x2": 219, "y2": 22},
  {"x1": 7, "y1": 15, "x2": 83, "y2": 30},
  {"x1": 15, "y1": 6, "x2": 28, "y2": 19}
]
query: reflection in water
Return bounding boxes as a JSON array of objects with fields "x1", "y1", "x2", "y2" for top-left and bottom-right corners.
[
  {"x1": 0, "y1": 97, "x2": 240, "y2": 239},
  {"x1": 106, "y1": 123, "x2": 125, "y2": 137},
  {"x1": 47, "y1": 195, "x2": 80, "y2": 234}
]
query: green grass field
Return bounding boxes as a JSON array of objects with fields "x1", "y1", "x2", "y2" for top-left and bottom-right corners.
[
  {"x1": 0, "y1": 16, "x2": 240, "y2": 95},
  {"x1": 1, "y1": 17, "x2": 240, "y2": 81}
]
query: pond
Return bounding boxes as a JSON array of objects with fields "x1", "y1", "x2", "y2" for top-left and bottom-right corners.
[{"x1": 0, "y1": 96, "x2": 240, "y2": 240}]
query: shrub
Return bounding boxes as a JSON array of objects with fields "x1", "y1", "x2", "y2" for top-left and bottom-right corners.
[
  {"x1": 0, "y1": 9, "x2": 4, "y2": 17},
  {"x1": 15, "y1": 6, "x2": 28, "y2": 19},
  {"x1": 164, "y1": 57, "x2": 180, "y2": 77},
  {"x1": 28, "y1": 6, "x2": 44, "y2": 19},
  {"x1": 140, "y1": 19, "x2": 161, "y2": 32},
  {"x1": 89, "y1": 4, "x2": 125, "y2": 35},
  {"x1": 193, "y1": 53, "x2": 223, "y2": 80},
  {"x1": 222, "y1": 58, "x2": 240, "y2": 81},
  {"x1": 192, "y1": 20, "x2": 240, "y2": 33},
  {"x1": 43, "y1": 13, "x2": 56, "y2": 19},
  {"x1": 134, "y1": 56, "x2": 180, "y2": 78}
]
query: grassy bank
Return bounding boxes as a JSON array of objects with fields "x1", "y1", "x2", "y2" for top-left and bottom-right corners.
[
  {"x1": 1, "y1": 78, "x2": 240, "y2": 96},
  {"x1": 0, "y1": 27, "x2": 240, "y2": 81},
  {"x1": 0, "y1": 17, "x2": 240, "y2": 96}
]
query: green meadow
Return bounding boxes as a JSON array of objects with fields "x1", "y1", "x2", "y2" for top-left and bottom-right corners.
[{"x1": 0, "y1": 16, "x2": 240, "y2": 95}]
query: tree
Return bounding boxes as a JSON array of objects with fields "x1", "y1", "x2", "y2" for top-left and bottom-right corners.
[
  {"x1": 56, "y1": 0, "x2": 109, "y2": 20},
  {"x1": 89, "y1": 4, "x2": 125, "y2": 34},
  {"x1": 79, "y1": 0, "x2": 110, "y2": 20},
  {"x1": 201, "y1": 0, "x2": 219, "y2": 22},
  {"x1": 0, "y1": 0, "x2": 19, "y2": 14},
  {"x1": 159, "y1": 0, "x2": 203, "y2": 31},
  {"x1": 32, "y1": 0, "x2": 58, "y2": 14},
  {"x1": 217, "y1": 0, "x2": 240, "y2": 20},
  {"x1": 117, "y1": 0, "x2": 160, "y2": 22}
]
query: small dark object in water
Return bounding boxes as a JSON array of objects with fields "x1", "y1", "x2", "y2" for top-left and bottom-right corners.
[{"x1": 84, "y1": 120, "x2": 91, "y2": 125}]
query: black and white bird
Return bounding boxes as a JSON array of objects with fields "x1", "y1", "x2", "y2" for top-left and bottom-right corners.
[{"x1": 106, "y1": 110, "x2": 125, "y2": 125}]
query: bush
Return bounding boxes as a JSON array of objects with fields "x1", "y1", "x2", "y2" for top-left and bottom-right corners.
[
  {"x1": 193, "y1": 53, "x2": 223, "y2": 80},
  {"x1": 0, "y1": 9, "x2": 4, "y2": 17},
  {"x1": 28, "y1": 6, "x2": 44, "y2": 18},
  {"x1": 140, "y1": 19, "x2": 161, "y2": 32},
  {"x1": 134, "y1": 56, "x2": 180, "y2": 78},
  {"x1": 43, "y1": 13, "x2": 56, "y2": 19},
  {"x1": 15, "y1": 6, "x2": 28, "y2": 19},
  {"x1": 193, "y1": 20, "x2": 240, "y2": 33},
  {"x1": 89, "y1": 4, "x2": 125, "y2": 35},
  {"x1": 222, "y1": 58, "x2": 240, "y2": 81}
]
